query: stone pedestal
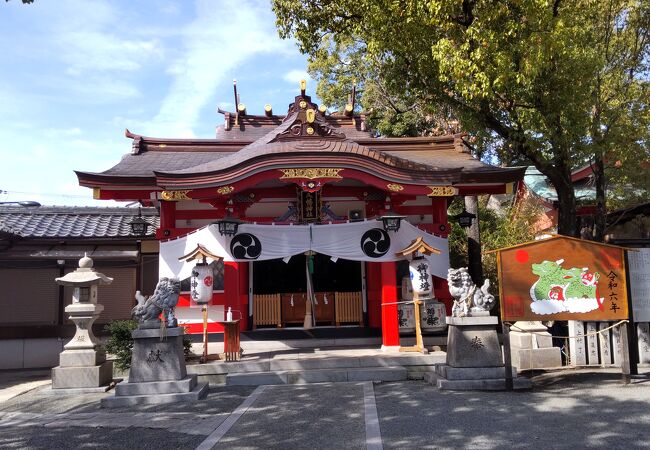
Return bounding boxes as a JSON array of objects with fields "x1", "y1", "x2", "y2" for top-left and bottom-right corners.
[
  {"x1": 51, "y1": 302, "x2": 113, "y2": 390},
  {"x1": 102, "y1": 326, "x2": 207, "y2": 407},
  {"x1": 509, "y1": 321, "x2": 562, "y2": 371},
  {"x1": 431, "y1": 315, "x2": 531, "y2": 390}
]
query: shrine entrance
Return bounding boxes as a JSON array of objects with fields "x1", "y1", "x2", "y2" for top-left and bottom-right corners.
[{"x1": 251, "y1": 253, "x2": 364, "y2": 328}]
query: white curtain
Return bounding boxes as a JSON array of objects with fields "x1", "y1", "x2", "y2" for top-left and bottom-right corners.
[{"x1": 160, "y1": 220, "x2": 449, "y2": 280}]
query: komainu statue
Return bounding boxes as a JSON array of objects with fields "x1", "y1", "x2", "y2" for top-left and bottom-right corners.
[
  {"x1": 447, "y1": 268, "x2": 495, "y2": 317},
  {"x1": 132, "y1": 277, "x2": 181, "y2": 327}
]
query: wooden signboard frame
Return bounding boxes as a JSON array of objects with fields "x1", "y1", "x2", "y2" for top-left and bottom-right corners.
[{"x1": 493, "y1": 235, "x2": 629, "y2": 322}]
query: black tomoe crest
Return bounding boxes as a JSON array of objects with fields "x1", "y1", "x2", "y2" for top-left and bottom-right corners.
[
  {"x1": 230, "y1": 233, "x2": 262, "y2": 259},
  {"x1": 360, "y1": 228, "x2": 390, "y2": 258}
]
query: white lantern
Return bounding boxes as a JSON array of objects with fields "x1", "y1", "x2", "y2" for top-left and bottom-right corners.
[
  {"x1": 408, "y1": 257, "x2": 433, "y2": 299},
  {"x1": 191, "y1": 262, "x2": 213, "y2": 304}
]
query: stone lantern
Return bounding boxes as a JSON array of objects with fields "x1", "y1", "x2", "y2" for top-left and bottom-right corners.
[{"x1": 51, "y1": 254, "x2": 113, "y2": 390}]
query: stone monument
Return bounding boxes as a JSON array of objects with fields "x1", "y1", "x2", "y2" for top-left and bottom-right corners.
[
  {"x1": 51, "y1": 255, "x2": 114, "y2": 391},
  {"x1": 102, "y1": 277, "x2": 208, "y2": 407},
  {"x1": 509, "y1": 321, "x2": 562, "y2": 370},
  {"x1": 428, "y1": 268, "x2": 531, "y2": 390}
]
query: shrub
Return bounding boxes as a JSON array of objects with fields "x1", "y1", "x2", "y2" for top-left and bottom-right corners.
[
  {"x1": 104, "y1": 320, "x2": 194, "y2": 370},
  {"x1": 183, "y1": 335, "x2": 194, "y2": 359},
  {"x1": 104, "y1": 319, "x2": 138, "y2": 371}
]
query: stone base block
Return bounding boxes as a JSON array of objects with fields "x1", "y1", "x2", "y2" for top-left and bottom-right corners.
[
  {"x1": 446, "y1": 315, "x2": 498, "y2": 326},
  {"x1": 436, "y1": 365, "x2": 517, "y2": 380},
  {"x1": 511, "y1": 347, "x2": 562, "y2": 371},
  {"x1": 115, "y1": 375, "x2": 197, "y2": 396},
  {"x1": 510, "y1": 332, "x2": 553, "y2": 349},
  {"x1": 446, "y1": 324, "x2": 502, "y2": 368},
  {"x1": 52, "y1": 361, "x2": 113, "y2": 389},
  {"x1": 59, "y1": 349, "x2": 106, "y2": 367},
  {"x1": 427, "y1": 365, "x2": 532, "y2": 390},
  {"x1": 101, "y1": 381, "x2": 208, "y2": 408},
  {"x1": 41, "y1": 386, "x2": 112, "y2": 395},
  {"x1": 434, "y1": 376, "x2": 532, "y2": 391}
]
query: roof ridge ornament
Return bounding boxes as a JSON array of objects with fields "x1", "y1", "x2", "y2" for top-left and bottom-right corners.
[
  {"x1": 273, "y1": 80, "x2": 346, "y2": 142},
  {"x1": 125, "y1": 129, "x2": 142, "y2": 154}
]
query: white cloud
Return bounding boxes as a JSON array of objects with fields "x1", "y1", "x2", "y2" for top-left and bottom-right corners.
[
  {"x1": 66, "y1": 77, "x2": 142, "y2": 103},
  {"x1": 43, "y1": 127, "x2": 82, "y2": 138},
  {"x1": 283, "y1": 69, "x2": 312, "y2": 84},
  {"x1": 145, "y1": 0, "x2": 294, "y2": 137},
  {"x1": 217, "y1": 102, "x2": 234, "y2": 111},
  {"x1": 48, "y1": 1, "x2": 163, "y2": 77}
]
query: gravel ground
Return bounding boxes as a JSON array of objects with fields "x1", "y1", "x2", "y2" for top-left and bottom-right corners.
[
  {"x1": 216, "y1": 383, "x2": 366, "y2": 450},
  {"x1": 375, "y1": 371, "x2": 650, "y2": 449},
  {"x1": 1, "y1": 369, "x2": 649, "y2": 449},
  {"x1": 0, "y1": 426, "x2": 204, "y2": 449}
]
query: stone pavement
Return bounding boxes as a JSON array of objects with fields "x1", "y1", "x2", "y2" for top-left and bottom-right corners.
[{"x1": 1, "y1": 369, "x2": 650, "y2": 449}]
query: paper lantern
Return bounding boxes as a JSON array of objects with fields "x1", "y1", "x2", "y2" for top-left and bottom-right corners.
[
  {"x1": 191, "y1": 262, "x2": 213, "y2": 304},
  {"x1": 409, "y1": 258, "x2": 433, "y2": 299}
]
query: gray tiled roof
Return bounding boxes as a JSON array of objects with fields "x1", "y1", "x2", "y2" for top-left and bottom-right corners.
[
  {"x1": 0, "y1": 206, "x2": 159, "y2": 238},
  {"x1": 104, "y1": 151, "x2": 232, "y2": 177}
]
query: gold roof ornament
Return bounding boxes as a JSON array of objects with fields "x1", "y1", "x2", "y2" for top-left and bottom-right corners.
[
  {"x1": 396, "y1": 237, "x2": 442, "y2": 257},
  {"x1": 178, "y1": 244, "x2": 223, "y2": 262}
]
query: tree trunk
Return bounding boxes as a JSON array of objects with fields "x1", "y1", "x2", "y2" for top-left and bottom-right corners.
[
  {"x1": 554, "y1": 179, "x2": 578, "y2": 237},
  {"x1": 593, "y1": 156, "x2": 606, "y2": 241},
  {"x1": 464, "y1": 195, "x2": 483, "y2": 285}
]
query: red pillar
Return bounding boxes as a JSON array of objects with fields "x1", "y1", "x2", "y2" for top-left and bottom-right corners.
[
  {"x1": 157, "y1": 201, "x2": 176, "y2": 239},
  {"x1": 224, "y1": 262, "x2": 249, "y2": 331},
  {"x1": 380, "y1": 261, "x2": 400, "y2": 348}
]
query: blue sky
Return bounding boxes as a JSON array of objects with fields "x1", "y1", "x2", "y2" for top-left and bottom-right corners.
[{"x1": 0, "y1": 0, "x2": 315, "y2": 206}]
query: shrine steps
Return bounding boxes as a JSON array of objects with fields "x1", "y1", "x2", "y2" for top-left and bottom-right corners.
[
  {"x1": 226, "y1": 366, "x2": 407, "y2": 385},
  {"x1": 187, "y1": 352, "x2": 447, "y2": 386}
]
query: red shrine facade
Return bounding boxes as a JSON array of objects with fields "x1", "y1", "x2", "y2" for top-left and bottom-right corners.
[{"x1": 76, "y1": 84, "x2": 525, "y2": 348}]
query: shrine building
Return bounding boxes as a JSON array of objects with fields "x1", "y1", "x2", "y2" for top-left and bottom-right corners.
[{"x1": 76, "y1": 83, "x2": 525, "y2": 349}]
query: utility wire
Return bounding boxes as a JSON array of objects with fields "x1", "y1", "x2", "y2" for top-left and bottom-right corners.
[{"x1": 1, "y1": 189, "x2": 96, "y2": 199}]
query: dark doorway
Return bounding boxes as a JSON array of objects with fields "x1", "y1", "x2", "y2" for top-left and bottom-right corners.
[{"x1": 253, "y1": 253, "x2": 361, "y2": 294}]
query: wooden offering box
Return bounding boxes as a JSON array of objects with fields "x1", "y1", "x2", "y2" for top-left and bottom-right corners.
[
  {"x1": 313, "y1": 292, "x2": 335, "y2": 325},
  {"x1": 281, "y1": 293, "x2": 306, "y2": 324}
]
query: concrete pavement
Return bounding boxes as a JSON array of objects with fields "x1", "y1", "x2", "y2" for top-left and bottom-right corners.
[{"x1": 1, "y1": 368, "x2": 650, "y2": 449}]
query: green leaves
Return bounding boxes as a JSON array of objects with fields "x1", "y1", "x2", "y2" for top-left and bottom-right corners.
[{"x1": 273, "y1": 0, "x2": 650, "y2": 235}]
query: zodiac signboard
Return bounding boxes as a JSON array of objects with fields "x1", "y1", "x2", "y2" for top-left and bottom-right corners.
[{"x1": 496, "y1": 236, "x2": 629, "y2": 321}]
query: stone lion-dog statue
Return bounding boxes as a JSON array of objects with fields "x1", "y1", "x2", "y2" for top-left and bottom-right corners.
[
  {"x1": 447, "y1": 268, "x2": 495, "y2": 317},
  {"x1": 132, "y1": 277, "x2": 181, "y2": 327}
]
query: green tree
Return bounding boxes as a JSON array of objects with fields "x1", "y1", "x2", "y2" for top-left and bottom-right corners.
[
  {"x1": 448, "y1": 196, "x2": 543, "y2": 298},
  {"x1": 274, "y1": 0, "x2": 650, "y2": 237}
]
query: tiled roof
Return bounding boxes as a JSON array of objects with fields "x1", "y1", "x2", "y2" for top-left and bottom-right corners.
[
  {"x1": 0, "y1": 206, "x2": 159, "y2": 239},
  {"x1": 76, "y1": 92, "x2": 526, "y2": 188},
  {"x1": 524, "y1": 167, "x2": 596, "y2": 203},
  {"x1": 103, "y1": 151, "x2": 233, "y2": 177}
]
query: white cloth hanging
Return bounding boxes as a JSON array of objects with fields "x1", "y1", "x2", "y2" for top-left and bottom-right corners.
[{"x1": 159, "y1": 220, "x2": 449, "y2": 280}]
